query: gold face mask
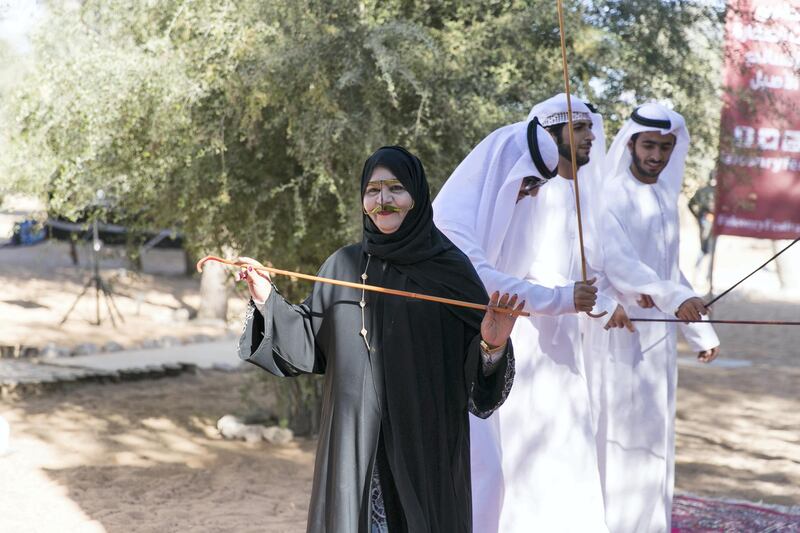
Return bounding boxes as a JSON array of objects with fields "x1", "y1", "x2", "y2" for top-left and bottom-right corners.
[{"x1": 365, "y1": 203, "x2": 404, "y2": 215}]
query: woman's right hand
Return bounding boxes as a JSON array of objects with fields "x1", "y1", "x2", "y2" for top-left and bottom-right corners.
[{"x1": 236, "y1": 257, "x2": 272, "y2": 305}]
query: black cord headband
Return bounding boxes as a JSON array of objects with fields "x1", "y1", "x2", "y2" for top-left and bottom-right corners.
[
  {"x1": 527, "y1": 117, "x2": 559, "y2": 179},
  {"x1": 631, "y1": 106, "x2": 671, "y2": 130}
]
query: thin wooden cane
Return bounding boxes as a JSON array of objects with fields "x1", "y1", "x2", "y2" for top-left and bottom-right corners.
[
  {"x1": 704, "y1": 237, "x2": 799, "y2": 309},
  {"x1": 629, "y1": 318, "x2": 800, "y2": 326},
  {"x1": 197, "y1": 255, "x2": 530, "y2": 317},
  {"x1": 556, "y1": 0, "x2": 607, "y2": 318}
]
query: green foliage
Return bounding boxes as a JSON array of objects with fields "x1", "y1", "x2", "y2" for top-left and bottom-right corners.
[{"x1": 2, "y1": 0, "x2": 725, "y2": 267}]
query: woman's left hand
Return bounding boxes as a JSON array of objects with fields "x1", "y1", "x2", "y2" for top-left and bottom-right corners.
[{"x1": 480, "y1": 291, "x2": 524, "y2": 349}]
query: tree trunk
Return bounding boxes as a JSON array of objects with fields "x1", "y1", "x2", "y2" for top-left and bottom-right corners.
[
  {"x1": 197, "y1": 260, "x2": 229, "y2": 321},
  {"x1": 183, "y1": 248, "x2": 196, "y2": 277}
]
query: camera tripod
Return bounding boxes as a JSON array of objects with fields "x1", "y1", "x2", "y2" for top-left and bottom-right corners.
[{"x1": 60, "y1": 218, "x2": 125, "y2": 327}]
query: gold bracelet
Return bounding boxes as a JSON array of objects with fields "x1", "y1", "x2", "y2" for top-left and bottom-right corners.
[{"x1": 480, "y1": 339, "x2": 506, "y2": 355}]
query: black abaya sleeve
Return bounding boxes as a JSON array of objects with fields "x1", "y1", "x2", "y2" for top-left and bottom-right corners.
[
  {"x1": 237, "y1": 288, "x2": 326, "y2": 376},
  {"x1": 465, "y1": 335, "x2": 514, "y2": 419}
]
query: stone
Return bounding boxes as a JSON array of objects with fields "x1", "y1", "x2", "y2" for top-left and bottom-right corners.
[
  {"x1": 139, "y1": 339, "x2": 162, "y2": 349},
  {"x1": 217, "y1": 415, "x2": 245, "y2": 439},
  {"x1": 179, "y1": 362, "x2": 198, "y2": 374},
  {"x1": 39, "y1": 345, "x2": 55, "y2": 359},
  {"x1": 92, "y1": 369, "x2": 120, "y2": 381},
  {"x1": 187, "y1": 334, "x2": 213, "y2": 344},
  {"x1": 212, "y1": 362, "x2": 238, "y2": 373},
  {"x1": 261, "y1": 426, "x2": 278, "y2": 442},
  {"x1": 159, "y1": 336, "x2": 180, "y2": 347},
  {"x1": 162, "y1": 363, "x2": 183, "y2": 376},
  {"x1": 172, "y1": 308, "x2": 191, "y2": 323},
  {"x1": 144, "y1": 365, "x2": 165, "y2": 377},
  {"x1": 72, "y1": 343, "x2": 99, "y2": 356},
  {"x1": 119, "y1": 368, "x2": 146, "y2": 380},
  {"x1": 264, "y1": 426, "x2": 293, "y2": 445},
  {"x1": 102, "y1": 341, "x2": 125, "y2": 353},
  {"x1": 277, "y1": 428, "x2": 294, "y2": 445},
  {"x1": 241, "y1": 425, "x2": 264, "y2": 443},
  {"x1": 40, "y1": 343, "x2": 70, "y2": 359},
  {"x1": 0, "y1": 346, "x2": 17, "y2": 359},
  {"x1": 21, "y1": 346, "x2": 40, "y2": 358}
]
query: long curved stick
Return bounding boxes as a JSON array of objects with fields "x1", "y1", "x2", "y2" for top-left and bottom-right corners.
[
  {"x1": 556, "y1": 0, "x2": 607, "y2": 319},
  {"x1": 629, "y1": 318, "x2": 800, "y2": 326},
  {"x1": 705, "y1": 237, "x2": 798, "y2": 308},
  {"x1": 197, "y1": 255, "x2": 530, "y2": 317}
]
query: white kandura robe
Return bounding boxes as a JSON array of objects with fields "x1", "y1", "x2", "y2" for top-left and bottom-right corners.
[
  {"x1": 585, "y1": 168, "x2": 719, "y2": 533},
  {"x1": 432, "y1": 121, "x2": 576, "y2": 533},
  {"x1": 435, "y1": 196, "x2": 576, "y2": 533},
  {"x1": 495, "y1": 176, "x2": 615, "y2": 533}
]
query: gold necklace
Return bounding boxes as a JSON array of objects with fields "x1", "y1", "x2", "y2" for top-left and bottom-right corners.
[{"x1": 360, "y1": 254, "x2": 371, "y2": 351}]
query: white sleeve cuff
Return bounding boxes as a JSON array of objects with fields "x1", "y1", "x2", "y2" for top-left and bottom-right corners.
[
  {"x1": 681, "y1": 318, "x2": 720, "y2": 352},
  {"x1": 664, "y1": 287, "x2": 698, "y2": 316},
  {"x1": 554, "y1": 284, "x2": 576, "y2": 315}
]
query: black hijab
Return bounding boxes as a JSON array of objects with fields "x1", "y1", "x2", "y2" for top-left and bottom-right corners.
[
  {"x1": 360, "y1": 146, "x2": 487, "y2": 327},
  {"x1": 361, "y1": 146, "x2": 450, "y2": 264},
  {"x1": 358, "y1": 146, "x2": 490, "y2": 532}
]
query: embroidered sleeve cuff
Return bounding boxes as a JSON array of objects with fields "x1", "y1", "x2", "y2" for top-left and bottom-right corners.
[{"x1": 480, "y1": 342, "x2": 506, "y2": 375}]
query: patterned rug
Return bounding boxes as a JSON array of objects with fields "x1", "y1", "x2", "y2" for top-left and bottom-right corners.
[{"x1": 672, "y1": 494, "x2": 800, "y2": 532}]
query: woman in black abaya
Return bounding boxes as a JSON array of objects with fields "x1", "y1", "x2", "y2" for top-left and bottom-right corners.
[{"x1": 237, "y1": 146, "x2": 520, "y2": 532}]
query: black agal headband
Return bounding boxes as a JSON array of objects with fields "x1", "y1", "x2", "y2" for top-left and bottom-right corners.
[
  {"x1": 631, "y1": 106, "x2": 671, "y2": 130},
  {"x1": 527, "y1": 117, "x2": 558, "y2": 179}
]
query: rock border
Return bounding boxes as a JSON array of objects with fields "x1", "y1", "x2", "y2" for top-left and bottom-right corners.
[
  {"x1": 0, "y1": 331, "x2": 238, "y2": 360},
  {"x1": 0, "y1": 361, "x2": 198, "y2": 400},
  {"x1": 216, "y1": 415, "x2": 294, "y2": 445}
]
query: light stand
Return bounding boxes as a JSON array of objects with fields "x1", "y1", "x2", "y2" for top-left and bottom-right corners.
[{"x1": 60, "y1": 190, "x2": 126, "y2": 327}]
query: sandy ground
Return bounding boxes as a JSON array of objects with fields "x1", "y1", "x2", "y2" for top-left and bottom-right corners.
[
  {"x1": 0, "y1": 240, "x2": 248, "y2": 351},
  {"x1": 0, "y1": 370, "x2": 316, "y2": 533},
  {"x1": 1, "y1": 347, "x2": 798, "y2": 532},
  {"x1": 677, "y1": 364, "x2": 800, "y2": 506},
  {"x1": 0, "y1": 195, "x2": 798, "y2": 531}
]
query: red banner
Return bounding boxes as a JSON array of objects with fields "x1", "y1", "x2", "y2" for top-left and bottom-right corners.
[{"x1": 714, "y1": 0, "x2": 800, "y2": 239}]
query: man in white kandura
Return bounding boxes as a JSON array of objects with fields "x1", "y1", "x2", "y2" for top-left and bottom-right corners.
[
  {"x1": 585, "y1": 102, "x2": 721, "y2": 533},
  {"x1": 434, "y1": 97, "x2": 629, "y2": 533},
  {"x1": 488, "y1": 93, "x2": 634, "y2": 533}
]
